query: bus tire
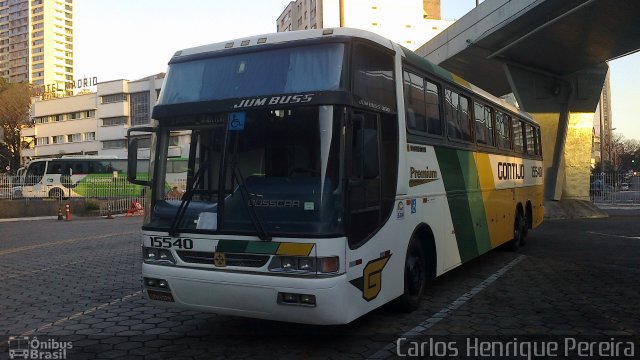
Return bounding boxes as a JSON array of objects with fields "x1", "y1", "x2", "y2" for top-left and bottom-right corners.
[
  {"x1": 397, "y1": 237, "x2": 426, "y2": 312},
  {"x1": 49, "y1": 188, "x2": 64, "y2": 200},
  {"x1": 523, "y1": 201, "x2": 533, "y2": 238},
  {"x1": 13, "y1": 189, "x2": 22, "y2": 199},
  {"x1": 509, "y1": 212, "x2": 526, "y2": 251}
]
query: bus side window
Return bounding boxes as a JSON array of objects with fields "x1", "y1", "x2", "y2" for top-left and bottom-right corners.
[
  {"x1": 353, "y1": 44, "x2": 395, "y2": 112},
  {"x1": 73, "y1": 162, "x2": 87, "y2": 174},
  {"x1": 496, "y1": 112, "x2": 511, "y2": 150},
  {"x1": 474, "y1": 102, "x2": 494, "y2": 146},
  {"x1": 445, "y1": 89, "x2": 472, "y2": 142},
  {"x1": 48, "y1": 163, "x2": 63, "y2": 174},
  {"x1": 525, "y1": 124, "x2": 536, "y2": 155},
  {"x1": 513, "y1": 119, "x2": 525, "y2": 153},
  {"x1": 425, "y1": 80, "x2": 442, "y2": 136},
  {"x1": 403, "y1": 71, "x2": 427, "y2": 132}
]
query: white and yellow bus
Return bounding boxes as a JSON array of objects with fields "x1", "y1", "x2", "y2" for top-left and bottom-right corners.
[{"x1": 128, "y1": 28, "x2": 543, "y2": 325}]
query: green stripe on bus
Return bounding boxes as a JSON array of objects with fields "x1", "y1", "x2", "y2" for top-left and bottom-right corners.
[
  {"x1": 435, "y1": 148, "x2": 493, "y2": 262},
  {"x1": 216, "y1": 240, "x2": 248, "y2": 253},
  {"x1": 456, "y1": 151, "x2": 492, "y2": 256},
  {"x1": 245, "y1": 241, "x2": 280, "y2": 254},
  {"x1": 435, "y1": 147, "x2": 479, "y2": 262}
]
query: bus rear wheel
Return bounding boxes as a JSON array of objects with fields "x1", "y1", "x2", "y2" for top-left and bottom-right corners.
[
  {"x1": 509, "y1": 212, "x2": 526, "y2": 251},
  {"x1": 397, "y1": 237, "x2": 426, "y2": 312}
]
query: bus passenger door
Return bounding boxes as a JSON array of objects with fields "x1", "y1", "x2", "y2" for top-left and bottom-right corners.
[{"x1": 346, "y1": 112, "x2": 382, "y2": 247}]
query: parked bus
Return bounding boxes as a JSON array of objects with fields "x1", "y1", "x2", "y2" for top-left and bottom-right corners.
[
  {"x1": 15, "y1": 156, "x2": 187, "y2": 199},
  {"x1": 128, "y1": 28, "x2": 543, "y2": 325},
  {"x1": 15, "y1": 156, "x2": 149, "y2": 199}
]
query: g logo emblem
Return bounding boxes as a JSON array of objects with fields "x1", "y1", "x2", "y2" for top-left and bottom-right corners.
[{"x1": 362, "y1": 256, "x2": 390, "y2": 301}]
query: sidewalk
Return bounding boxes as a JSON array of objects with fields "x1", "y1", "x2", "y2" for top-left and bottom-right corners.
[{"x1": 0, "y1": 216, "x2": 58, "y2": 223}]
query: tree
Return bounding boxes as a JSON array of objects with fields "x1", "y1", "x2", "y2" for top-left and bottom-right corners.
[{"x1": 0, "y1": 78, "x2": 32, "y2": 173}]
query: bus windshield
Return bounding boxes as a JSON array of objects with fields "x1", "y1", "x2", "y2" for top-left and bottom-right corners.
[
  {"x1": 157, "y1": 43, "x2": 345, "y2": 105},
  {"x1": 148, "y1": 106, "x2": 344, "y2": 237}
]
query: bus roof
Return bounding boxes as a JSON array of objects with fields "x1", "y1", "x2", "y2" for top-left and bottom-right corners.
[
  {"x1": 170, "y1": 27, "x2": 534, "y2": 124},
  {"x1": 170, "y1": 28, "x2": 394, "y2": 62}
]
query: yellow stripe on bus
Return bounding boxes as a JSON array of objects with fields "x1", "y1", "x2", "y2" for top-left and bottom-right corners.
[{"x1": 276, "y1": 243, "x2": 314, "y2": 256}]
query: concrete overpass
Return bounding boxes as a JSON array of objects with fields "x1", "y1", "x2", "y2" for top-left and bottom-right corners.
[{"x1": 417, "y1": 0, "x2": 640, "y2": 201}]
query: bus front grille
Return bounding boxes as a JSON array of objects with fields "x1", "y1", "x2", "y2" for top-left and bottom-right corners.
[{"x1": 176, "y1": 251, "x2": 270, "y2": 268}]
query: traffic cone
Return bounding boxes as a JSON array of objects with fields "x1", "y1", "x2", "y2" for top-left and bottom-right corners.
[{"x1": 65, "y1": 204, "x2": 71, "y2": 221}]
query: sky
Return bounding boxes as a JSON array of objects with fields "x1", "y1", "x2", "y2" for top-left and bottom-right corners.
[{"x1": 74, "y1": 0, "x2": 640, "y2": 140}]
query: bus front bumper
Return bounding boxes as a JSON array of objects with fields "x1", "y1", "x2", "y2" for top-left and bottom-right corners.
[{"x1": 142, "y1": 263, "x2": 353, "y2": 325}]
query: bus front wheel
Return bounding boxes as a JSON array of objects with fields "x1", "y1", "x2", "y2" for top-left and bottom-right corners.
[
  {"x1": 49, "y1": 188, "x2": 64, "y2": 200},
  {"x1": 397, "y1": 237, "x2": 426, "y2": 312}
]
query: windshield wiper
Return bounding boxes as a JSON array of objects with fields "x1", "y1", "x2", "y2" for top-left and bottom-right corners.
[
  {"x1": 230, "y1": 162, "x2": 271, "y2": 241},
  {"x1": 168, "y1": 163, "x2": 207, "y2": 237}
]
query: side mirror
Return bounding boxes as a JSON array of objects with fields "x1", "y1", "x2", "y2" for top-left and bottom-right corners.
[{"x1": 127, "y1": 127, "x2": 154, "y2": 186}]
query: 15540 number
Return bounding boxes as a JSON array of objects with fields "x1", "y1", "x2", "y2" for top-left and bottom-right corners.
[{"x1": 149, "y1": 236, "x2": 193, "y2": 249}]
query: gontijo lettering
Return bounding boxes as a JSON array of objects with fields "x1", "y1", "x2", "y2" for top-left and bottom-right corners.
[{"x1": 497, "y1": 162, "x2": 525, "y2": 180}]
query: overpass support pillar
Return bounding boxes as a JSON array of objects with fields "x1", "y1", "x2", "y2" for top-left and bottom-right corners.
[{"x1": 504, "y1": 63, "x2": 608, "y2": 201}]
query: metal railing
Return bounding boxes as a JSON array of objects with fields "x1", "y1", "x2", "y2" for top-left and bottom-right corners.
[
  {"x1": 590, "y1": 173, "x2": 640, "y2": 205},
  {"x1": 0, "y1": 176, "x2": 151, "y2": 216}
]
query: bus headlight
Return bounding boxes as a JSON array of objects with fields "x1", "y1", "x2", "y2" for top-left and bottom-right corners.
[
  {"x1": 268, "y1": 256, "x2": 339, "y2": 274},
  {"x1": 143, "y1": 247, "x2": 176, "y2": 264}
]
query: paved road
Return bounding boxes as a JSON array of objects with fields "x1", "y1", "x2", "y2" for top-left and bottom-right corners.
[{"x1": 1, "y1": 212, "x2": 639, "y2": 359}]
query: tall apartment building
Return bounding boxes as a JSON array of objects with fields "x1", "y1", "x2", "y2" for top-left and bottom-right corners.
[
  {"x1": 21, "y1": 74, "x2": 190, "y2": 162},
  {"x1": 276, "y1": 0, "x2": 452, "y2": 50},
  {"x1": 592, "y1": 71, "x2": 613, "y2": 167},
  {"x1": 0, "y1": 0, "x2": 74, "y2": 96}
]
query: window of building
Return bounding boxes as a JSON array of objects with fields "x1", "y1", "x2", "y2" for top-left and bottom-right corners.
[
  {"x1": 36, "y1": 137, "x2": 49, "y2": 145},
  {"x1": 67, "y1": 133, "x2": 81, "y2": 143},
  {"x1": 101, "y1": 93, "x2": 127, "y2": 104},
  {"x1": 102, "y1": 139, "x2": 126, "y2": 149},
  {"x1": 52, "y1": 135, "x2": 64, "y2": 144},
  {"x1": 102, "y1": 116, "x2": 128, "y2": 127},
  {"x1": 445, "y1": 89, "x2": 472, "y2": 141},
  {"x1": 130, "y1": 91, "x2": 150, "y2": 126},
  {"x1": 84, "y1": 132, "x2": 96, "y2": 141},
  {"x1": 137, "y1": 136, "x2": 151, "y2": 149}
]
